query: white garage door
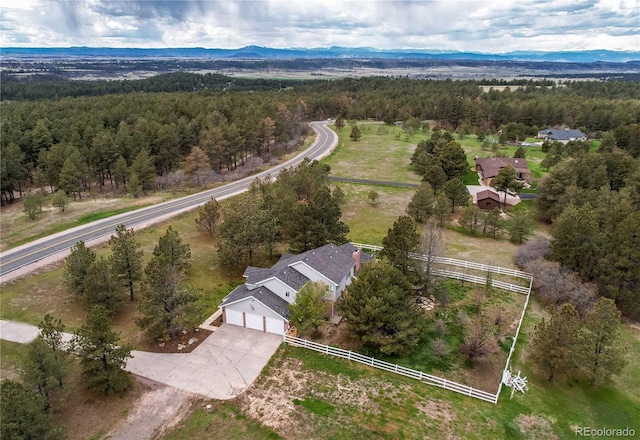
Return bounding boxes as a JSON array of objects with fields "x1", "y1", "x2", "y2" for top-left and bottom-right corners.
[
  {"x1": 226, "y1": 309, "x2": 243, "y2": 327},
  {"x1": 245, "y1": 313, "x2": 263, "y2": 332},
  {"x1": 265, "y1": 316, "x2": 285, "y2": 335}
]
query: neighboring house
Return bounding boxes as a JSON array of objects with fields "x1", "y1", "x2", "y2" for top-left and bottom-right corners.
[
  {"x1": 219, "y1": 243, "x2": 372, "y2": 335},
  {"x1": 536, "y1": 128, "x2": 587, "y2": 144},
  {"x1": 474, "y1": 157, "x2": 533, "y2": 185},
  {"x1": 476, "y1": 189, "x2": 501, "y2": 210}
]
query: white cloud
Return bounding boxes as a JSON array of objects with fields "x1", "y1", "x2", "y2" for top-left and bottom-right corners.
[{"x1": 0, "y1": 0, "x2": 638, "y2": 51}]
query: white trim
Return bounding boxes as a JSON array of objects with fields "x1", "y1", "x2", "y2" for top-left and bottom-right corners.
[
  {"x1": 289, "y1": 261, "x2": 338, "y2": 287},
  {"x1": 249, "y1": 275, "x2": 298, "y2": 294},
  {"x1": 219, "y1": 296, "x2": 290, "y2": 322}
]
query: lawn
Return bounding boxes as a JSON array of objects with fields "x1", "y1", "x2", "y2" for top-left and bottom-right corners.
[
  {"x1": 322, "y1": 123, "x2": 426, "y2": 184},
  {"x1": 335, "y1": 182, "x2": 414, "y2": 245}
]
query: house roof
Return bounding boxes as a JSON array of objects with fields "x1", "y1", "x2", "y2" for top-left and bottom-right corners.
[
  {"x1": 474, "y1": 157, "x2": 529, "y2": 179},
  {"x1": 538, "y1": 128, "x2": 586, "y2": 141},
  {"x1": 245, "y1": 243, "x2": 372, "y2": 288},
  {"x1": 476, "y1": 189, "x2": 501, "y2": 202},
  {"x1": 221, "y1": 284, "x2": 290, "y2": 319}
]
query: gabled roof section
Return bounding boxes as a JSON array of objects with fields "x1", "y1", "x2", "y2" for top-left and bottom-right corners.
[
  {"x1": 476, "y1": 189, "x2": 500, "y2": 202},
  {"x1": 221, "y1": 284, "x2": 290, "y2": 319},
  {"x1": 475, "y1": 157, "x2": 529, "y2": 179},
  {"x1": 244, "y1": 243, "x2": 372, "y2": 289}
]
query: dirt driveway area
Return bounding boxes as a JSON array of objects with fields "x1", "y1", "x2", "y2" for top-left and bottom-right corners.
[{"x1": 125, "y1": 324, "x2": 283, "y2": 400}]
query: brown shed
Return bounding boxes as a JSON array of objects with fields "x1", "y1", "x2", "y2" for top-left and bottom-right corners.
[{"x1": 476, "y1": 189, "x2": 501, "y2": 210}]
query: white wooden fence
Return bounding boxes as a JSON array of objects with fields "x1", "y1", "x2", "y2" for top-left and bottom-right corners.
[
  {"x1": 350, "y1": 242, "x2": 533, "y2": 295},
  {"x1": 284, "y1": 334, "x2": 499, "y2": 404},
  {"x1": 345, "y1": 242, "x2": 535, "y2": 403}
]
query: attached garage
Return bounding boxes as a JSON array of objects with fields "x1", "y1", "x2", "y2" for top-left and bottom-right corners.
[
  {"x1": 221, "y1": 294, "x2": 288, "y2": 336},
  {"x1": 225, "y1": 308, "x2": 244, "y2": 327},
  {"x1": 245, "y1": 312, "x2": 263, "y2": 332}
]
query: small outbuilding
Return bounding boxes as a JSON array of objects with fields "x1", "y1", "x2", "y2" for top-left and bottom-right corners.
[{"x1": 476, "y1": 189, "x2": 501, "y2": 210}]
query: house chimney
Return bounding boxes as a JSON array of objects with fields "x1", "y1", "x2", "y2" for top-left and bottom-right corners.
[{"x1": 352, "y1": 249, "x2": 361, "y2": 272}]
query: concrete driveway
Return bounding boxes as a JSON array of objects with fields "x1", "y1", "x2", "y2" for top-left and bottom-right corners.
[
  {"x1": 0, "y1": 320, "x2": 282, "y2": 400},
  {"x1": 125, "y1": 324, "x2": 282, "y2": 399}
]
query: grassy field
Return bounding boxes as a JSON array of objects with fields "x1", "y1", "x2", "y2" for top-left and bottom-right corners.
[
  {"x1": 323, "y1": 123, "x2": 426, "y2": 184},
  {"x1": 0, "y1": 192, "x2": 175, "y2": 251}
]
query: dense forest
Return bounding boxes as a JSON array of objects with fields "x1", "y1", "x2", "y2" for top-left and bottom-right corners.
[{"x1": 1, "y1": 73, "x2": 639, "y2": 317}]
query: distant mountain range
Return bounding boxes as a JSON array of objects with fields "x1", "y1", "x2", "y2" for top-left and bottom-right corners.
[{"x1": 2, "y1": 46, "x2": 639, "y2": 63}]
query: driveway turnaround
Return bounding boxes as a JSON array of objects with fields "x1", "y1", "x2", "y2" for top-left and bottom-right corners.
[
  {"x1": 0, "y1": 320, "x2": 282, "y2": 400},
  {"x1": 125, "y1": 324, "x2": 282, "y2": 399}
]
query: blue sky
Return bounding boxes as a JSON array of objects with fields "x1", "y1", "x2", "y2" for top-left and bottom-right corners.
[{"x1": 1, "y1": 0, "x2": 638, "y2": 52}]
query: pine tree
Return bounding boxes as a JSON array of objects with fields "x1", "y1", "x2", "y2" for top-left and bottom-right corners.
[
  {"x1": 218, "y1": 192, "x2": 279, "y2": 267},
  {"x1": 491, "y1": 165, "x2": 524, "y2": 207},
  {"x1": 184, "y1": 146, "x2": 211, "y2": 186},
  {"x1": 407, "y1": 182, "x2": 435, "y2": 223},
  {"x1": 153, "y1": 226, "x2": 191, "y2": 274},
  {"x1": 58, "y1": 150, "x2": 85, "y2": 200},
  {"x1": 38, "y1": 314, "x2": 68, "y2": 388},
  {"x1": 529, "y1": 303, "x2": 581, "y2": 382},
  {"x1": 381, "y1": 215, "x2": 420, "y2": 278},
  {"x1": 423, "y1": 164, "x2": 447, "y2": 193},
  {"x1": 113, "y1": 155, "x2": 129, "y2": 190},
  {"x1": 459, "y1": 205, "x2": 481, "y2": 235},
  {"x1": 136, "y1": 256, "x2": 201, "y2": 341},
  {"x1": 63, "y1": 241, "x2": 96, "y2": 298},
  {"x1": 195, "y1": 198, "x2": 221, "y2": 238},
  {"x1": 340, "y1": 262, "x2": 425, "y2": 356},
  {"x1": 72, "y1": 305, "x2": 132, "y2": 394},
  {"x1": 23, "y1": 192, "x2": 44, "y2": 220},
  {"x1": 438, "y1": 140, "x2": 469, "y2": 180},
  {"x1": 130, "y1": 149, "x2": 155, "y2": 194},
  {"x1": 578, "y1": 298, "x2": 628, "y2": 385},
  {"x1": 20, "y1": 338, "x2": 66, "y2": 411},
  {"x1": 84, "y1": 256, "x2": 125, "y2": 314},
  {"x1": 109, "y1": 224, "x2": 143, "y2": 302},
  {"x1": 508, "y1": 209, "x2": 534, "y2": 243},
  {"x1": 349, "y1": 125, "x2": 362, "y2": 141},
  {"x1": 443, "y1": 179, "x2": 470, "y2": 213},
  {"x1": 1, "y1": 380, "x2": 66, "y2": 440},
  {"x1": 368, "y1": 190, "x2": 379, "y2": 206},
  {"x1": 551, "y1": 203, "x2": 603, "y2": 281}
]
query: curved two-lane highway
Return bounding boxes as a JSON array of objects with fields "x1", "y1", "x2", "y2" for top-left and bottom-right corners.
[{"x1": 0, "y1": 121, "x2": 338, "y2": 282}]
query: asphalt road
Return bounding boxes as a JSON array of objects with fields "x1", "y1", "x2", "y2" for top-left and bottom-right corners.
[{"x1": 0, "y1": 121, "x2": 338, "y2": 282}]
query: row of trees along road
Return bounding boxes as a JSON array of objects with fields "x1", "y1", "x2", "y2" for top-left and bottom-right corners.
[
  {"x1": 3, "y1": 76, "x2": 639, "y2": 205},
  {"x1": 192, "y1": 159, "x2": 349, "y2": 270}
]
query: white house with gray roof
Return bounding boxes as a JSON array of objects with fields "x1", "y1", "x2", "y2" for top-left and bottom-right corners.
[
  {"x1": 536, "y1": 128, "x2": 587, "y2": 144},
  {"x1": 219, "y1": 243, "x2": 371, "y2": 335}
]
